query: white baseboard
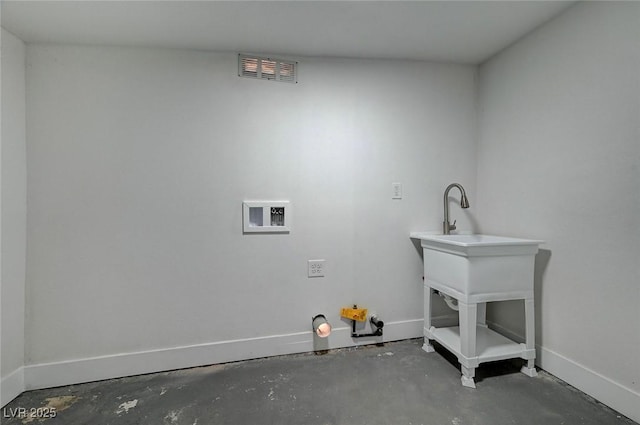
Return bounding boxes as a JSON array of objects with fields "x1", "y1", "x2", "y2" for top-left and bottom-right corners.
[
  {"x1": 1, "y1": 367, "x2": 24, "y2": 407},
  {"x1": 538, "y1": 346, "x2": 640, "y2": 423},
  {"x1": 24, "y1": 318, "x2": 427, "y2": 392},
  {"x1": 487, "y1": 320, "x2": 640, "y2": 423},
  {"x1": 24, "y1": 315, "x2": 639, "y2": 423},
  {"x1": 485, "y1": 320, "x2": 525, "y2": 343}
]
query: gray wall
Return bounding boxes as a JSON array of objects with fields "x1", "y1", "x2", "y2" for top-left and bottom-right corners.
[
  {"x1": 476, "y1": 2, "x2": 639, "y2": 419},
  {"x1": 25, "y1": 46, "x2": 476, "y2": 367},
  {"x1": 1, "y1": 28, "x2": 27, "y2": 406}
]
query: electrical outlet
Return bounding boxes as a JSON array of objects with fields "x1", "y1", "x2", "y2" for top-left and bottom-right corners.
[
  {"x1": 308, "y1": 259, "x2": 325, "y2": 277},
  {"x1": 392, "y1": 182, "x2": 402, "y2": 199}
]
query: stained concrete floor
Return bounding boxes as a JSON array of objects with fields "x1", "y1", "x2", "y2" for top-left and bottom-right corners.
[{"x1": 2, "y1": 339, "x2": 635, "y2": 425}]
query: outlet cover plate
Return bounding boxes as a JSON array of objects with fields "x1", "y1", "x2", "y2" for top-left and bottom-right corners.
[{"x1": 308, "y1": 259, "x2": 325, "y2": 277}]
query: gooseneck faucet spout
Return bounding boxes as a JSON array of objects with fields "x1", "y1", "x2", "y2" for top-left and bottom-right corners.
[{"x1": 443, "y1": 183, "x2": 470, "y2": 235}]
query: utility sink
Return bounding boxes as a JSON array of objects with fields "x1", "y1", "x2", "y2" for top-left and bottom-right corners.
[
  {"x1": 410, "y1": 232, "x2": 543, "y2": 388},
  {"x1": 410, "y1": 233, "x2": 543, "y2": 303}
]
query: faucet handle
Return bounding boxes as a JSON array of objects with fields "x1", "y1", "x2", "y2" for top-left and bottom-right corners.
[{"x1": 450, "y1": 220, "x2": 457, "y2": 231}]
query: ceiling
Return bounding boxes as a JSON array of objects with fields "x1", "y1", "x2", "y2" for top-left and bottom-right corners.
[{"x1": 1, "y1": 1, "x2": 576, "y2": 65}]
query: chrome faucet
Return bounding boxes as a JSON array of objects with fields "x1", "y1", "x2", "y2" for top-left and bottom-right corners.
[{"x1": 443, "y1": 183, "x2": 470, "y2": 235}]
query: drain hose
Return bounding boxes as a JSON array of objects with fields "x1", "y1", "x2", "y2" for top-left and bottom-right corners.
[{"x1": 439, "y1": 292, "x2": 459, "y2": 311}]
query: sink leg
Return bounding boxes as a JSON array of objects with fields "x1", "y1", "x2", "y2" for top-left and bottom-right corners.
[
  {"x1": 521, "y1": 298, "x2": 537, "y2": 377},
  {"x1": 422, "y1": 339, "x2": 435, "y2": 353},
  {"x1": 423, "y1": 285, "x2": 435, "y2": 353},
  {"x1": 459, "y1": 301, "x2": 477, "y2": 357},
  {"x1": 521, "y1": 359, "x2": 538, "y2": 377},
  {"x1": 459, "y1": 301, "x2": 478, "y2": 388},
  {"x1": 477, "y1": 302, "x2": 488, "y2": 328},
  {"x1": 524, "y1": 298, "x2": 535, "y2": 351},
  {"x1": 461, "y1": 365, "x2": 476, "y2": 388}
]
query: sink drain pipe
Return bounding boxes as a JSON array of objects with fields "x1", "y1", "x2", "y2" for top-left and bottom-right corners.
[{"x1": 435, "y1": 290, "x2": 459, "y2": 311}]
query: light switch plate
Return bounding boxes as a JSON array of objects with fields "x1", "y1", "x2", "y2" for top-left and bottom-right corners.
[{"x1": 392, "y1": 182, "x2": 402, "y2": 199}]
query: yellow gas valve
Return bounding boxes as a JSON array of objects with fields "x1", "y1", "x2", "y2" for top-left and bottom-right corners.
[{"x1": 340, "y1": 306, "x2": 368, "y2": 322}]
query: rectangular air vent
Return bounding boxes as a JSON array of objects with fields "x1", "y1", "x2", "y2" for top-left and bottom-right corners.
[{"x1": 239, "y1": 54, "x2": 297, "y2": 83}]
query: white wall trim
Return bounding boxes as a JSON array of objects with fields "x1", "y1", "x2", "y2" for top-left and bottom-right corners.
[
  {"x1": 487, "y1": 320, "x2": 640, "y2": 423},
  {"x1": 1, "y1": 367, "x2": 25, "y2": 407},
  {"x1": 485, "y1": 320, "x2": 525, "y2": 344},
  {"x1": 14, "y1": 317, "x2": 640, "y2": 422},
  {"x1": 24, "y1": 319, "x2": 427, "y2": 392},
  {"x1": 537, "y1": 346, "x2": 640, "y2": 424}
]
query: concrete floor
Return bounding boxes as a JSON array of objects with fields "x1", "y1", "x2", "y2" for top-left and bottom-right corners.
[{"x1": 2, "y1": 339, "x2": 635, "y2": 425}]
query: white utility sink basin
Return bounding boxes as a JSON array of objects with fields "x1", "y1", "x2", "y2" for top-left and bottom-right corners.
[
  {"x1": 410, "y1": 232, "x2": 543, "y2": 388},
  {"x1": 410, "y1": 233, "x2": 543, "y2": 302}
]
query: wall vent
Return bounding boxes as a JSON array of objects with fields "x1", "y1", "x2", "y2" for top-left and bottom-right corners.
[{"x1": 238, "y1": 54, "x2": 297, "y2": 83}]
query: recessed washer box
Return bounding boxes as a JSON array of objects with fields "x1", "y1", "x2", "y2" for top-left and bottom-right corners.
[{"x1": 243, "y1": 201, "x2": 291, "y2": 233}]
